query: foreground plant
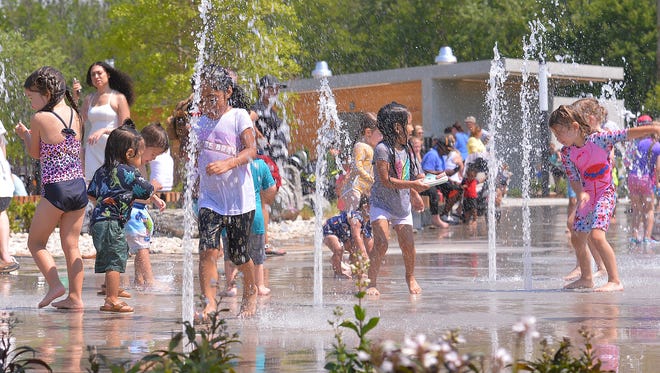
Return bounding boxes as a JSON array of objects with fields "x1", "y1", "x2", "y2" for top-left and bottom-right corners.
[
  {"x1": 325, "y1": 254, "x2": 378, "y2": 372},
  {"x1": 0, "y1": 312, "x2": 52, "y2": 372},
  {"x1": 325, "y1": 260, "x2": 615, "y2": 372},
  {"x1": 87, "y1": 306, "x2": 239, "y2": 372}
]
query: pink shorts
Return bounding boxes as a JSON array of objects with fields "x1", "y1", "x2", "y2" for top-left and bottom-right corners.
[{"x1": 628, "y1": 174, "x2": 655, "y2": 196}]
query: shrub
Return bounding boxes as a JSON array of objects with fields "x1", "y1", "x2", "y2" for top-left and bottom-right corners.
[{"x1": 6, "y1": 200, "x2": 36, "y2": 233}]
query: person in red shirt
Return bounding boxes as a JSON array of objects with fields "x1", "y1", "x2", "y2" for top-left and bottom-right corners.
[{"x1": 461, "y1": 164, "x2": 479, "y2": 224}]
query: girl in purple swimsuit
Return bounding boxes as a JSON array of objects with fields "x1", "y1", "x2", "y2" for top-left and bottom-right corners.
[
  {"x1": 15, "y1": 66, "x2": 87, "y2": 309},
  {"x1": 549, "y1": 104, "x2": 660, "y2": 292}
]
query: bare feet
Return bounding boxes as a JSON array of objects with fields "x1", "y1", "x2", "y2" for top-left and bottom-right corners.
[
  {"x1": 201, "y1": 297, "x2": 217, "y2": 320},
  {"x1": 220, "y1": 286, "x2": 237, "y2": 297},
  {"x1": 238, "y1": 285, "x2": 257, "y2": 318},
  {"x1": 365, "y1": 286, "x2": 380, "y2": 296},
  {"x1": 595, "y1": 282, "x2": 623, "y2": 292},
  {"x1": 51, "y1": 297, "x2": 84, "y2": 310},
  {"x1": 431, "y1": 215, "x2": 449, "y2": 228},
  {"x1": 593, "y1": 269, "x2": 607, "y2": 279},
  {"x1": 563, "y1": 266, "x2": 581, "y2": 281},
  {"x1": 563, "y1": 278, "x2": 594, "y2": 290},
  {"x1": 257, "y1": 286, "x2": 271, "y2": 296},
  {"x1": 406, "y1": 275, "x2": 422, "y2": 294},
  {"x1": 38, "y1": 285, "x2": 66, "y2": 308}
]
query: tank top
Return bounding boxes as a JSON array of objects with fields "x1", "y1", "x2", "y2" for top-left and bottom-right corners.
[
  {"x1": 39, "y1": 108, "x2": 84, "y2": 185},
  {"x1": 85, "y1": 92, "x2": 119, "y2": 181}
]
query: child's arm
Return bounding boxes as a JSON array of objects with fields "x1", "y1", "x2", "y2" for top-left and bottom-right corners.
[
  {"x1": 374, "y1": 159, "x2": 429, "y2": 193},
  {"x1": 150, "y1": 194, "x2": 166, "y2": 212},
  {"x1": 410, "y1": 189, "x2": 425, "y2": 212},
  {"x1": 347, "y1": 216, "x2": 368, "y2": 259},
  {"x1": 15, "y1": 118, "x2": 41, "y2": 159},
  {"x1": 626, "y1": 124, "x2": 660, "y2": 141},
  {"x1": 353, "y1": 144, "x2": 374, "y2": 183},
  {"x1": 206, "y1": 127, "x2": 257, "y2": 176}
]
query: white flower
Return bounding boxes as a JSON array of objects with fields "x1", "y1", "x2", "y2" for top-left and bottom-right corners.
[
  {"x1": 494, "y1": 347, "x2": 512, "y2": 365},
  {"x1": 380, "y1": 361, "x2": 394, "y2": 372},
  {"x1": 422, "y1": 352, "x2": 438, "y2": 368},
  {"x1": 357, "y1": 350, "x2": 371, "y2": 361}
]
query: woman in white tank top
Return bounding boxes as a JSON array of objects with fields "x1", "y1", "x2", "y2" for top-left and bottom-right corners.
[{"x1": 78, "y1": 61, "x2": 133, "y2": 182}]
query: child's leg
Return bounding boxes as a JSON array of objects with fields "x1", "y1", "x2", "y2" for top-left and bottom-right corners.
[
  {"x1": 104, "y1": 270, "x2": 122, "y2": 304},
  {"x1": 134, "y1": 248, "x2": 154, "y2": 287},
  {"x1": 27, "y1": 200, "x2": 66, "y2": 308},
  {"x1": 254, "y1": 263, "x2": 270, "y2": 295},
  {"x1": 589, "y1": 229, "x2": 623, "y2": 292},
  {"x1": 237, "y1": 260, "x2": 257, "y2": 318},
  {"x1": 199, "y1": 249, "x2": 220, "y2": 316},
  {"x1": 393, "y1": 223, "x2": 421, "y2": 294},
  {"x1": 366, "y1": 219, "x2": 390, "y2": 295},
  {"x1": 324, "y1": 235, "x2": 346, "y2": 277},
  {"x1": 642, "y1": 194, "x2": 655, "y2": 240},
  {"x1": 52, "y1": 208, "x2": 86, "y2": 309},
  {"x1": 564, "y1": 230, "x2": 595, "y2": 289},
  {"x1": 221, "y1": 259, "x2": 238, "y2": 296}
]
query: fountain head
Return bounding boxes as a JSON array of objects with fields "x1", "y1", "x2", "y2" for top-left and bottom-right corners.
[
  {"x1": 312, "y1": 61, "x2": 332, "y2": 79},
  {"x1": 435, "y1": 46, "x2": 457, "y2": 64}
]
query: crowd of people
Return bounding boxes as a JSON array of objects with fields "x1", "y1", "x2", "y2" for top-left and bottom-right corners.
[{"x1": 3, "y1": 61, "x2": 660, "y2": 324}]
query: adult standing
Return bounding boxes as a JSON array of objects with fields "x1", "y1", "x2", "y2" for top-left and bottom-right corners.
[
  {"x1": 251, "y1": 75, "x2": 289, "y2": 167},
  {"x1": 74, "y1": 61, "x2": 133, "y2": 183},
  {"x1": 251, "y1": 75, "x2": 288, "y2": 256},
  {"x1": 450, "y1": 122, "x2": 469, "y2": 161}
]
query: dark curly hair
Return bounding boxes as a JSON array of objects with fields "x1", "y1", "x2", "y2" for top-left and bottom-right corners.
[{"x1": 85, "y1": 61, "x2": 135, "y2": 106}]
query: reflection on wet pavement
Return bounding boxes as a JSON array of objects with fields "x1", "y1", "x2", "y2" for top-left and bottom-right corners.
[{"x1": 0, "y1": 203, "x2": 658, "y2": 372}]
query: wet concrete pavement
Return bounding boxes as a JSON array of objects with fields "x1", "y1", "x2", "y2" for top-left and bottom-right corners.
[{"x1": 0, "y1": 199, "x2": 658, "y2": 372}]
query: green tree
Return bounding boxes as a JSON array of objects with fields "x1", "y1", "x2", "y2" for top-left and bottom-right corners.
[{"x1": 97, "y1": 0, "x2": 302, "y2": 124}]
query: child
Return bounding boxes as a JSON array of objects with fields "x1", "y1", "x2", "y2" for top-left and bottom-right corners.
[
  {"x1": 323, "y1": 196, "x2": 373, "y2": 279},
  {"x1": 126, "y1": 123, "x2": 170, "y2": 288},
  {"x1": 548, "y1": 104, "x2": 660, "y2": 292},
  {"x1": 461, "y1": 164, "x2": 479, "y2": 223},
  {"x1": 366, "y1": 102, "x2": 429, "y2": 296},
  {"x1": 15, "y1": 66, "x2": 88, "y2": 309},
  {"x1": 339, "y1": 112, "x2": 381, "y2": 212},
  {"x1": 221, "y1": 157, "x2": 278, "y2": 297},
  {"x1": 192, "y1": 64, "x2": 258, "y2": 319},
  {"x1": 87, "y1": 121, "x2": 165, "y2": 313}
]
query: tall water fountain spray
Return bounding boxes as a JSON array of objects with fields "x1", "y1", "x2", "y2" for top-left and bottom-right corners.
[
  {"x1": 313, "y1": 77, "x2": 346, "y2": 306},
  {"x1": 485, "y1": 44, "x2": 508, "y2": 281},
  {"x1": 181, "y1": 0, "x2": 212, "y2": 340},
  {"x1": 518, "y1": 19, "x2": 547, "y2": 290}
]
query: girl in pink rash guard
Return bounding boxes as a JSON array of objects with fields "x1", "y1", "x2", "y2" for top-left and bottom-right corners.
[{"x1": 549, "y1": 104, "x2": 660, "y2": 292}]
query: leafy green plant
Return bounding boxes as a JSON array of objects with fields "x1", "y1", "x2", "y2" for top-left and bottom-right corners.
[
  {"x1": 87, "y1": 306, "x2": 239, "y2": 372},
  {"x1": 0, "y1": 312, "x2": 53, "y2": 372},
  {"x1": 325, "y1": 254, "x2": 378, "y2": 373},
  {"x1": 6, "y1": 200, "x2": 36, "y2": 233}
]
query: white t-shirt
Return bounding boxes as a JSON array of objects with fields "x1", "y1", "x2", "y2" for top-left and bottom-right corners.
[
  {"x1": 149, "y1": 149, "x2": 174, "y2": 192},
  {"x1": 195, "y1": 109, "x2": 256, "y2": 216}
]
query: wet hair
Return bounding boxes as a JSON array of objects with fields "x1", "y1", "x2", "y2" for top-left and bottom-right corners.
[
  {"x1": 452, "y1": 121, "x2": 464, "y2": 132},
  {"x1": 548, "y1": 105, "x2": 592, "y2": 138},
  {"x1": 85, "y1": 61, "x2": 135, "y2": 106},
  {"x1": 198, "y1": 64, "x2": 246, "y2": 107},
  {"x1": 571, "y1": 97, "x2": 606, "y2": 127},
  {"x1": 358, "y1": 195, "x2": 370, "y2": 210},
  {"x1": 24, "y1": 66, "x2": 80, "y2": 114},
  {"x1": 103, "y1": 118, "x2": 143, "y2": 170},
  {"x1": 141, "y1": 122, "x2": 170, "y2": 151},
  {"x1": 377, "y1": 101, "x2": 418, "y2": 177}
]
